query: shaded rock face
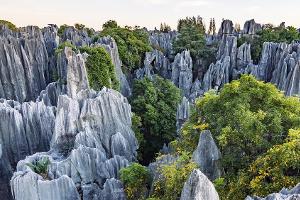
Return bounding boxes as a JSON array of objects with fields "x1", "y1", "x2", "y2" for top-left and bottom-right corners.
[
  {"x1": 135, "y1": 49, "x2": 172, "y2": 80},
  {"x1": 257, "y1": 42, "x2": 300, "y2": 96},
  {"x1": 11, "y1": 88, "x2": 138, "y2": 200},
  {"x1": 56, "y1": 47, "x2": 89, "y2": 98},
  {"x1": 149, "y1": 31, "x2": 177, "y2": 57},
  {"x1": 243, "y1": 19, "x2": 262, "y2": 35},
  {"x1": 0, "y1": 99, "x2": 55, "y2": 200},
  {"x1": 218, "y1": 20, "x2": 235, "y2": 36},
  {"x1": 245, "y1": 183, "x2": 300, "y2": 200},
  {"x1": 172, "y1": 50, "x2": 193, "y2": 97},
  {"x1": 61, "y1": 26, "x2": 91, "y2": 47},
  {"x1": 192, "y1": 130, "x2": 222, "y2": 181},
  {"x1": 0, "y1": 25, "x2": 51, "y2": 102},
  {"x1": 180, "y1": 169, "x2": 220, "y2": 200},
  {"x1": 176, "y1": 97, "x2": 190, "y2": 133},
  {"x1": 96, "y1": 36, "x2": 132, "y2": 97}
]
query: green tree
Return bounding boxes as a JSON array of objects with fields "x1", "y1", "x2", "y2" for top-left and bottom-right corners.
[
  {"x1": 0, "y1": 19, "x2": 17, "y2": 31},
  {"x1": 100, "y1": 20, "x2": 152, "y2": 71},
  {"x1": 79, "y1": 46, "x2": 120, "y2": 91},
  {"x1": 228, "y1": 129, "x2": 300, "y2": 199},
  {"x1": 160, "y1": 23, "x2": 171, "y2": 33},
  {"x1": 131, "y1": 76, "x2": 181, "y2": 164},
  {"x1": 74, "y1": 23, "x2": 85, "y2": 30},
  {"x1": 120, "y1": 163, "x2": 151, "y2": 200}
]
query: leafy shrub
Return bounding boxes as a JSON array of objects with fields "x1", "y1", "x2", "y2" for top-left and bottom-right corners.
[
  {"x1": 27, "y1": 158, "x2": 50, "y2": 178},
  {"x1": 228, "y1": 129, "x2": 300, "y2": 198},
  {"x1": 0, "y1": 19, "x2": 17, "y2": 31},
  {"x1": 100, "y1": 20, "x2": 152, "y2": 71},
  {"x1": 80, "y1": 46, "x2": 120, "y2": 91},
  {"x1": 151, "y1": 153, "x2": 198, "y2": 200},
  {"x1": 131, "y1": 76, "x2": 181, "y2": 164},
  {"x1": 120, "y1": 163, "x2": 151, "y2": 200},
  {"x1": 58, "y1": 24, "x2": 70, "y2": 36},
  {"x1": 55, "y1": 41, "x2": 77, "y2": 55}
]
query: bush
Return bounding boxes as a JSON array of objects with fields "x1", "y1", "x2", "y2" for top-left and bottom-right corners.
[
  {"x1": 55, "y1": 41, "x2": 77, "y2": 55},
  {"x1": 80, "y1": 46, "x2": 120, "y2": 91},
  {"x1": 151, "y1": 153, "x2": 198, "y2": 200},
  {"x1": 228, "y1": 129, "x2": 300, "y2": 198},
  {"x1": 100, "y1": 20, "x2": 152, "y2": 71},
  {"x1": 26, "y1": 158, "x2": 50, "y2": 179},
  {"x1": 0, "y1": 19, "x2": 17, "y2": 31},
  {"x1": 120, "y1": 163, "x2": 151, "y2": 200},
  {"x1": 131, "y1": 76, "x2": 181, "y2": 164}
]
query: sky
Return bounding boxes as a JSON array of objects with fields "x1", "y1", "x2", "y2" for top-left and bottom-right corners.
[{"x1": 1, "y1": 0, "x2": 300, "y2": 30}]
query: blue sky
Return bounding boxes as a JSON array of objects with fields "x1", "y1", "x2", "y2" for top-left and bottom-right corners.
[{"x1": 0, "y1": 0, "x2": 299, "y2": 30}]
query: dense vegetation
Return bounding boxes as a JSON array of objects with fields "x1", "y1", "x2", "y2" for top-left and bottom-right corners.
[
  {"x1": 130, "y1": 76, "x2": 181, "y2": 164},
  {"x1": 0, "y1": 19, "x2": 17, "y2": 31},
  {"x1": 238, "y1": 25, "x2": 300, "y2": 64},
  {"x1": 79, "y1": 46, "x2": 120, "y2": 91},
  {"x1": 173, "y1": 16, "x2": 217, "y2": 78},
  {"x1": 120, "y1": 163, "x2": 151, "y2": 200},
  {"x1": 171, "y1": 75, "x2": 300, "y2": 199},
  {"x1": 99, "y1": 20, "x2": 152, "y2": 71}
]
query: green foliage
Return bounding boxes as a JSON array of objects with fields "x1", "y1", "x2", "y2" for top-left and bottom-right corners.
[
  {"x1": 58, "y1": 24, "x2": 70, "y2": 36},
  {"x1": 100, "y1": 20, "x2": 152, "y2": 71},
  {"x1": 26, "y1": 158, "x2": 50, "y2": 177},
  {"x1": 0, "y1": 19, "x2": 17, "y2": 31},
  {"x1": 74, "y1": 23, "x2": 85, "y2": 30},
  {"x1": 177, "y1": 16, "x2": 205, "y2": 33},
  {"x1": 131, "y1": 76, "x2": 181, "y2": 164},
  {"x1": 160, "y1": 23, "x2": 171, "y2": 33},
  {"x1": 173, "y1": 75, "x2": 300, "y2": 199},
  {"x1": 55, "y1": 41, "x2": 77, "y2": 55},
  {"x1": 228, "y1": 129, "x2": 300, "y2": 198},
  {"x1": 79, "y1": 46, "x2": 120, "y2": 91},
  {"x1": 120, "y1": 163, "x2": 151, "y2": 200},
  {"x1": 151, "y1": 153, "x2": 198, "y2": 200},
  {"x1": 237, "y1": 26, "x2": 300, "y2": 64},
  {"x1": 132, "y1": 113, "x2": 145, "y2": 161}
]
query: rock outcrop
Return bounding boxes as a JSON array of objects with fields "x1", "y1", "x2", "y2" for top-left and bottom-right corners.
[
  {"x1": 243, "y1": 19, "x2": 262, "y2": 35},
  {"x1": 96, "y1": 36, "x2": 132, "y2": 97},
  {"x1": 192, "y1": 130, "x2": 222, "y2": 181},
  {"x1": 11, "y1": 88, "x2": 138, "y2": 200},
  {"x1": 180, "y1": 169, "x2": 220, "y2": 200},
  {"x1": 176, "y1": 97, "x2": 190, "y2": 132},
  {"x1": 245, "y1": 183, "x2": 300, "y2": 200},
  {"x1": 172, "y1": 50, "x2": 193, "y2": 97},
  {"x1": 218, "y1": 20, "x2": 235, "y2": 36},
  {"x1": 61, "y1": 26, "x2": 91, "y2": 47},
  {"x1": 0, "y1": 99, "x2": 55, "y2": 200},
  {"x1": 149, "y1": 31, "x2": 177, "y2": 57},
  {"x1": 0, "y1": 25, "x2": 51, "y2": 102}
]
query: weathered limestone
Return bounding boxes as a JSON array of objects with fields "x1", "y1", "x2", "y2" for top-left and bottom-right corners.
[
  {"x1": 176, "y1": 97, "x2": 190, "y2": 132},
  {"x1": 180, "y1": 169, "x2": 220, "y2": 200},
  {"x1": 61, "y1": 26, "x2": 91, "y2": 47},
  {"x1": 96, "y1": 36, "x2": 132, "y2": 97},
  {"x1": 11, "y1": 88, "x2": 138, "y2": 200},
  {"x1": 172, "y1": 50, "x2": 193, "y2": 97},
  {"x1": 245, "y1": 183, "x2": 300, "y2": 200},
  {"x1": 243, "y1": 19, "x2": 262, "y2": 35},
  {"x1": 0, "y1": 25, "x2": 50, "y2": 102},
  {"x1": 192, "y1": 130, "x2": 222, "y2": 181},
  {"x1": 218, "y1": 20, "x2": 235, "y2": 36},
  {"x1": 149, "y1": 31, "x2": 177, "y2": 57}
]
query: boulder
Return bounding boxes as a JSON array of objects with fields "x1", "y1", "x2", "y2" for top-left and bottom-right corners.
[
  {"x1": 192, "y1": 130, "x2": 222, "y2": 180},
  {"x1": 180, "y1": 169, "x2": 220, "y2": 200}
]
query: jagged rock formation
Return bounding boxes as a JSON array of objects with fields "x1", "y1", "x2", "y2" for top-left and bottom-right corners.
[
  {"x1": 149, "y1": 31, "x2": 177, "y2": 57},
  {"x1": 245, "y1": 183, "x2": 300, "y2": 200},
  {"x1": 56, "y1": 47, "x2": 89, "y2": 98},
  {"x1": 176, "y1": 97, "x2": 190, "y2": 132},
  {"x1": 61, "y1": 26, "x2": 91, "y2": 47},
  {"x1": 218, "y1": 20, "x2": 235, "y2": 36},
  {"x1": 192, "y1": 130, "x2": 222, "y2": 181},
  {"x1": 180, "y1": 169, "x2": 220, "y2": 200},
  {"x1": 243, "y1": 19, "x2": 262, "y2": 35},
  {"x1": 135, "y1": 49, "x2": 171, "y2": 80},
  {"x1": 172, "y1": 50, "x2": 193, "y2": 97},
  {"x1": 11, "y1": 88, "x2": 138, "y2": 200},
  {"x1": 0, "y1": 99, "x2": 55, "y2": 200},
  {"x1": 96, "y1": 36, "x2": 132, "y2": 97},
  {"x1": 0, "y1": 25, "x2": 52, "y2": 102},
  {"x1": 258, "y1": 42, "x2": 300, "y2": 96}
]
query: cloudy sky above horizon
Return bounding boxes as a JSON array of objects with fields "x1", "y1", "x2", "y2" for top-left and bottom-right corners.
[{"x1": 0, "y1": 0, "x2": 299, "y2": 30}]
